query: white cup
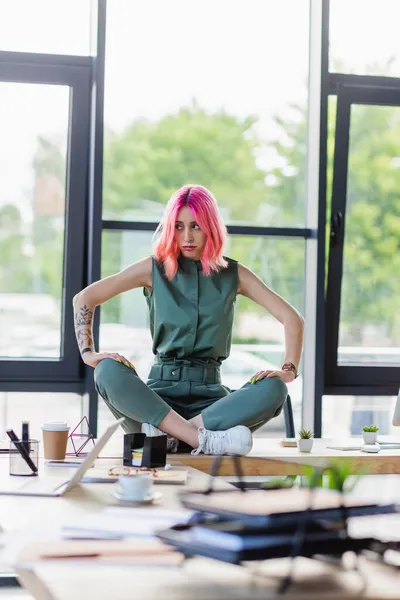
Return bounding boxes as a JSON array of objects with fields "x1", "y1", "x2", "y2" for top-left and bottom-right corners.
[
  {"x1": 41, "y1": 421, "x2": 69, "y2": 431},
  {"x1": 115, "y1": 475, "x2": 153, "y2": 502}
]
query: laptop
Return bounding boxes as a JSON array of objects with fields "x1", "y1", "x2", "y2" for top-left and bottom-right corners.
[{"x1": 0, "y1": 418, "x2": 124, "y2": 497}]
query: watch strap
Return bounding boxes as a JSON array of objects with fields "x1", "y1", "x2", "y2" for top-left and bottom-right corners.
[{"x1": 281, "y1": 361, "x2": 298, "y2": 378}]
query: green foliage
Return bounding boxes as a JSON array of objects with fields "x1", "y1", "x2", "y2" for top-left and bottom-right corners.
[
  {"x1": 277, "y1": 99, "x2": 400, "y2": 344},
  {"x1": 101, "y1": 104, "x2": 304, "y2": 322},
  {"x1": 303, "y1": 459, "x2": 366, "y2": 493},
  {"x1": 103, "y1": 104, "x2": 267, "y2": 223},
  {"x1": 8, "y1": 93, "x2": 397, "y2": 345},
  {"x1": 324, "y1": 463, "x2": 357, "y2": 493},
  {"x1": 326, "y1": 103, "x2": 400, "y2": 342},
  {"x1": 298, "y1": 428, "x2": 313, "y2": 439},
  {"x1": 340, "y1": 104, "x2": 400, "y2": 341},
  {"x1": 0, "y1": 204, "x2": 33, "y2": 293},
  {"x1": 262, "y1": 475, "x2": 297, "y2": 490},
  {"x1": 266, "y1": 103, "x2": 307, "y2": 226},
  {"x1": 362, "y1": 425, "x2": 379, "y2": 432}
]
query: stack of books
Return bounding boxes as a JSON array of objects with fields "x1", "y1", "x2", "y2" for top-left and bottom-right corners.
[{"x1": 156, "y1": 488, "x2": 398, "y2": 565}]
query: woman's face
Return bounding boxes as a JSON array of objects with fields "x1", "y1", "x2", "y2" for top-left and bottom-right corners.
[{"x1": 175, "y1": 206, "x2": 207, "y2": 259}]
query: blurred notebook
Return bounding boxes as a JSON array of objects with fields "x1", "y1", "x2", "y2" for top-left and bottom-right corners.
[
  {"x1": 190, "y1": 520, "x2": 341, "y2": 551},
  {"x1": 180, "y1": 488, "x2": 396, "y2": 527}
]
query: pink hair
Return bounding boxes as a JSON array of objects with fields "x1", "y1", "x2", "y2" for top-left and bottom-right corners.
[{"x1": 153, "y1": 185, "x2": 228, "y2": 280}]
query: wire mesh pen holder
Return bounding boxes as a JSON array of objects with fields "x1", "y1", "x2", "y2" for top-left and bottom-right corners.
[{"x1": 66, "y1": 416, "x2": 95, "y2": 457}]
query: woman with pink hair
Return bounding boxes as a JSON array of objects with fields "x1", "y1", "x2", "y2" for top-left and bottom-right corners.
[{"x1": 73, "y1": 185, "x2": 304, "y2": 456}]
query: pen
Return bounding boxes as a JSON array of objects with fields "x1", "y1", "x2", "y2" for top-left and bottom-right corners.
[
  {"x1": 45, "y1": 553, "x2": 100, "y2": 559},
  {"x1": 6, "y1": 429, "x2": 38, "y2": 474},
  {"x1": 22, "y1": 421, "x2": 30, "y2": 453}
]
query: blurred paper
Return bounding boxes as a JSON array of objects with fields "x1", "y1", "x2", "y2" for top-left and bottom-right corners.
[{"x1": 62, "y1": 507, "x2": 193, "y2": 540}]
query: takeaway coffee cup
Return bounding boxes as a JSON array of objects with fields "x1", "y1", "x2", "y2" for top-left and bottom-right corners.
[{"x1": 41, "y1": 421, "x2": 70, "y2": 460}]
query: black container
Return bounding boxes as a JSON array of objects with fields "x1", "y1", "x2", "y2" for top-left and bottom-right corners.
[{"x1": 123, "y1": 433, "x2": 167, "y2": 468}]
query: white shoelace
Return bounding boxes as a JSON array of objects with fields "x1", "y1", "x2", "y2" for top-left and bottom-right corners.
[
  {"x1": 204, "y1": 430, "x2": 227, "y2": 455},
  {"x1": 191, "y1": 428, "x2": 227, "y2": 456},
  {"x1": 191, "y1": 428, "x2": 206, "y2": 455}
]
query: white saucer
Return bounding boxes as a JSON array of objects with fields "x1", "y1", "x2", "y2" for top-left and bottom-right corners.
[{"x1": 112, "y1": 490, "x2": 163, "y2": 505}]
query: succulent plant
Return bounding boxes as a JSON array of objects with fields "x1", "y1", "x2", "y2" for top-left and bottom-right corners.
[
  {"x1": 298, "y1": 428, "x2": 313, "y2": 439},
  {"x1": 362, "y1": 425, "x2": 379, "y2": 432}
]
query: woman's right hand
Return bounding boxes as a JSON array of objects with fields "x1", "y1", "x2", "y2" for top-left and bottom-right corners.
[{"x1": 82, "y1": 351, "x2": 136, "y2": 372}]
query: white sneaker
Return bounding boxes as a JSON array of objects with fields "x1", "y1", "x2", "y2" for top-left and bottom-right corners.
[
  {"x1": 191, "y1": 425, "x2": 252, "y2": 456},
  {"x1": 141, "y1": 423, "x2": 179, "y2": 453}
]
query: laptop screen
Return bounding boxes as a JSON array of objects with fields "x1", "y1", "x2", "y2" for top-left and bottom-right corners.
[{"x1": 64, "y1": 417, "x2": 124, "y2": 492}]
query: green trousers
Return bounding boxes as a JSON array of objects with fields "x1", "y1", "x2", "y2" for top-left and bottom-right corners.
[{"x1": 94, "y1": 358, "x2": 287, "y2": 435}]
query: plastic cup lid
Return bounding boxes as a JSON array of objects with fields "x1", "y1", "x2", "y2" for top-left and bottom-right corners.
[{"x1": 41, "y1": 421, "x2": 69, "y2": 431}]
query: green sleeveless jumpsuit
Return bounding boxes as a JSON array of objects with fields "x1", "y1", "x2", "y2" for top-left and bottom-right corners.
[{"x1": 94, "y1": 255, "x2": 287, "y2": 434}]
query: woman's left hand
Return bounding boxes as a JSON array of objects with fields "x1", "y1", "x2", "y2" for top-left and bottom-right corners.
[{"x1": 250, "y1": 369, "x2": 295, "y2": 385}]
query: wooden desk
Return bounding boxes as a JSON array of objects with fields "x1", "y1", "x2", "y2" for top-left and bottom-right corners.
[
  {"x1": 0, "y1": 458, "x2": 221, "y2": 534},
  {"x1": 17, "y1": 555, "x2": 400, "y2": 600},
  {"x1": 178, "y1": 438, "x2": 400, "y2": 476},
  {"x1": 0, "y1": 458, "x2": 398, "y2": 600}
]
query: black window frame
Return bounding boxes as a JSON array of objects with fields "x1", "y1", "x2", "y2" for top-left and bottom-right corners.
[
  {"x1": 0, "y1": 52, "x2": 91, "y2": 389},
  {"x1": 324, "y1": 82, "x2": 400, "y2": 395},
  {"x1": 313, "y1": 0, "x2": 400, "y2": 436}
]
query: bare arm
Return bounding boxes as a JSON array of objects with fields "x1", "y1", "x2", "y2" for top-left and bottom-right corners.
[
  {"x1": 73, "y1": 256, "x2": 152, "y2": 365},
  {"x1": 237, "y1": 263, "x2": 304, "y2": 381}
]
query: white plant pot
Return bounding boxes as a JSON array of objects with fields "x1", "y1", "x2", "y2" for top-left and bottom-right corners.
[
  {"x1": 363, "y1": 431, "x2": 378, "y2": 444},
  {"x1": 297, "y1": 438, "x2": 313, "y2": 453}
]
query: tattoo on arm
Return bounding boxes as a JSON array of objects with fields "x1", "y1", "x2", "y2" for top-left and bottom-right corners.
[
  {"x1": 74, "y1": 305, "x2": 94, "y2": 353},
  {"x1": 74, "y1": 305, "x2": 93, "y2": 326},
  {"x1": 76, "y1": 329, "x2": 93, "y2": 348}
]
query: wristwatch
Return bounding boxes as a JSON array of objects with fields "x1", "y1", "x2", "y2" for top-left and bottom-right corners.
[{"x1": 281, "y1": 362, "x2": 298, "y2": 379}]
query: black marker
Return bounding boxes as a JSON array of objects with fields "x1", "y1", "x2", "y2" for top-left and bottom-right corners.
[
  {"x1": 6, "y1": 429, "x2": 38, "y2": 474},
  {"x1": 22, "y1": 421, "x2": 30, "y2": 453}
]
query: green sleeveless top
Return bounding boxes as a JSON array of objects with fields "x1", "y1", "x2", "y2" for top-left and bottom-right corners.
[{"x1": 144, "y1": 255, "x2": 238, "y2": 365}]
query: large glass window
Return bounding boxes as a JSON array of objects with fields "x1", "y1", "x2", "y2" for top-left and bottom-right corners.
[
  {"x1": 0, "y1": 59, "x2": 90, "y2": 385},
  {"x1": 0, "y1": 0, "x2": 92, "y2": 55},
  {"x1": 325, "y1": 86, "x2": 400, "y2": 397},
  {"x1": 323, "y1": 394, "x2": 398, "y2": 439},
  {"x1": 338, "y1": 104, "x2": 400, "y2": 366},
  {"x1": 101, "y1": 1, "x2": 311, "y2": 438},
  {"x1": 0, "y1": 83, "x2": 69, "y2": 359},
  {"x1": 0, "y1": 392, "x2": 84, "y2": 444},
  {"x1": 329, "y1": 0, "x2": 400, "y2": 76},
  {"x1": 103, "y1": 0, "x2": 310, "y2": 226}
]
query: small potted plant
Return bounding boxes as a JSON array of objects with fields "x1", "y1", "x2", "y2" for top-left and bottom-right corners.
[
  {"x1": 362, "y1": 425, "x2": 379, "y2": 444},
  {"x1": 297, "y1": 429, "x2": 314, "y2": 453}
]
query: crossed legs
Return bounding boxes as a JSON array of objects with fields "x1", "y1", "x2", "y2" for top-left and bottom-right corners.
[{"x1": 94, "y1": 358, "x2": 287, "y2": 448}]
